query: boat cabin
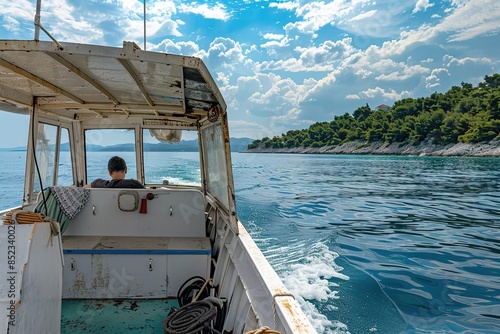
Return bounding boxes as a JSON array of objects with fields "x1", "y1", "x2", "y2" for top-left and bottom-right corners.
[{"x1": 0, "y1": 40, "x2": 316, "y2": 334}]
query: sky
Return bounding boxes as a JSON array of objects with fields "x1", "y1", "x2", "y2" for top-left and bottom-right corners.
[{"x1": 0, "y1": 0, "x2": 499, "y2": 147}]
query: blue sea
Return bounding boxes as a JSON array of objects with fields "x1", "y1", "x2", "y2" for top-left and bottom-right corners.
[{"x1": 1, "y1": 151, "x2": 499, "y2": 334}]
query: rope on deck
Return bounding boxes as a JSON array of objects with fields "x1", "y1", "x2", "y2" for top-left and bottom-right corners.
[
  {"x1": 244, "y1": 326, "x2": 283, "y2": 334},
  {"x1": 163, "y1": 297, "x2": 224, "y2": 334},
  {"x1": 4, "y1": 210, "x2": 60, "y2": 245}
]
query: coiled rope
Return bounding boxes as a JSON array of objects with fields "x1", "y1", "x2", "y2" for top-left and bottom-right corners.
[
  {"x1": 3, "y1": 209, "x2": 59, "y2": 245},
  {"x1": 244, "y1": 326, "x2": 283, "y2": 334},
  {"x1": 164, "y1": 297, "x2": 223, "y2": 334},
  {"x1": 3, "y1": 209, "x2": 44, "y2": 224}
]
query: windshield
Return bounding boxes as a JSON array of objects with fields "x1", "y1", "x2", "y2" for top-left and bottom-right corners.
[{"x1": 83, "y1": 128, "x2": 201, "y2": 187}]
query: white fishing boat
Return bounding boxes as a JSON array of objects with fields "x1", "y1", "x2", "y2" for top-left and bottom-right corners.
[{"x1": 0, "y1": 8, "x2": 316, "y2": 334}]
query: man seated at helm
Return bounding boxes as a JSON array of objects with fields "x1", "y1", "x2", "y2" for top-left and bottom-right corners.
[{"x1": 85, "y1": 156, "x2": 145, "y2": 188}]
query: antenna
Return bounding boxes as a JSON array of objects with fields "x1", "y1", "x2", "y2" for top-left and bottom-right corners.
[
  {"x1": 33, "y1": 0, "x2": 63, "y2": 48},
  {"x1": 144, "y1": 0, "x2": 146, "y2": 50},
  {"x1": 34, "y1": 0, "x2": 41, "y2": 40}
]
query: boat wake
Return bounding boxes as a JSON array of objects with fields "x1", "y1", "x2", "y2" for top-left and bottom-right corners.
[{"x1": 258, "y1": 237, "x2": 352, "y2": 334}]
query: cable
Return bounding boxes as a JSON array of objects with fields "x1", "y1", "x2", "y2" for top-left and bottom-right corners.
[
  {"x1": 177, "y1": 276, "x2": 210, "y2": 307},
  {"x1": 30, "y1": 98, "x2": 49, "y2": 216}
]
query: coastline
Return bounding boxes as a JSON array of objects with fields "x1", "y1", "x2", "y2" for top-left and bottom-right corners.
[{"x1": 243, "y1": 140, "x2": 500, "y2": 157}]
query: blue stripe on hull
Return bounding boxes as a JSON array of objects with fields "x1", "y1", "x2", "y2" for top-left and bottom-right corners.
[{"x1": 63, "y1": 249, "x2": 211, "y2": 255}]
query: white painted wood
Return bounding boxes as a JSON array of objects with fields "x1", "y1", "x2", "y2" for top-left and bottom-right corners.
[
  {"x1": 0, "y1": 223, "x2": 63, "y2": 334},
  {"x1": 62, "y1": 254, "x2": 92, "y2": 298},
  {"x1": 62, "y1": 236, "x2": 211, "y2": 299},
  {"x1": 64, "y1": 188, "x2": 206, "y2": 237},
  {"x1": 92, "y1": 254, "x2": 168, "y2": 298},
  {"x1": 166, "y1": 253, "x2": 211, "y2": 297}
]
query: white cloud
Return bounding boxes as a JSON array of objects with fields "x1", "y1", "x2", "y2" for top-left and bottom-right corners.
[
  {"x1": 425, "y1": 67, "x2": 450, "y2": 89},
  {"x1": 40, "y1": 0, "x2": 106, "y2": 43},
  {"x1": 344, "y1": 0, "x2": 499, "y2": 63},
  {"x1": 149, "y1": 19, "x2": 183, "y2": 38},
  {"x1": 269, "y1": 1, "x2": 299, "y2": 11},
  {"x1": 350, "y1": 10, "x2": 377, "y2": 21},
  {"x1": 217, "y1": 72, "x2": 230, "y2": 86},
  {"x1": 202, "y1": 37, "x2": 249, "y2": 75},
  {"x1": 245, "y1": 44, "x2": 258, "y2": 55},
  {"x1": 413, "y1": 0, "x2": 434, "y2": 14},
  {"x1": 439, "y1": 0, "x2": 500, "y2": 42},
  {"x1": 295, "y1": 39, "x2": 356, "y2": 66},
  {"x1": 280, "y1": 0, "x2": 373, "y2": 36},
  {"x1": 1, "y1": 16, "x2": 21, "y2": 34},
  {"x1": 178, "y1": 3, "x2": 231, "y2": 21},
  {"x1": 0, "y1": 0, "x2": 33, "y2": 23},
  {"x1": 354, "y1": 68, "x2": 373, "y2": 79},
  {"x1": 257, "y1": 38, "x2": 356, "y2": 73},
  {"x1": 151, "y1": 39, "x2": 200, "y2": 55},
  {"x1": 221, "y1": 69, "x2": 319, "y2": 132},
  {"x1": 444, "y1": 55, "x2": 493, "y2": 67},
  {"x1": 140, "y1": 0, "x2": 182, "y2": 40},
  {"x1": 359, "y1": 87, "x2": 411, "y2": 100},
  {"x1": 450, "y1": 0, "x2": 469, "y2": 8},
  {"x1": 257, "y1": 57, "x2": 334, "y2": 73},
  {"x1": 260, "y1": 35, "x2": 294, "y2": 53},
  {"x1": 375, "y1": 64, "x2": 430, "y2": 81},
  {"x1": 263, "y1": 33, "x2": 285, "y2": 40}
]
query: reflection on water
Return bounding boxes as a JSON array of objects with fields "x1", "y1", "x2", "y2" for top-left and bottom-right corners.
[{"x1": 233, "y1": 153, "x2": 500, "y2": 334}]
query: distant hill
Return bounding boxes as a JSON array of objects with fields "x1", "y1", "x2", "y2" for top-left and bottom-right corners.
[
  {"x1": 247, "y1": 74, "x2": 500, "y2": 151},
  {"x1": 1, "y1": 137, "x2": 254, "y2": 153}
]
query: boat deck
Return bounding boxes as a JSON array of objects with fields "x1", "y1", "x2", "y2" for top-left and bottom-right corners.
[{"x1": 61, "y1": 299, "x2": 178, "y2": 333}]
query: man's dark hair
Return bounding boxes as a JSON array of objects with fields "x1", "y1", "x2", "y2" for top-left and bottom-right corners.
[{"x1": 108, "y1": 156, "x2": 127, "y2": 172}]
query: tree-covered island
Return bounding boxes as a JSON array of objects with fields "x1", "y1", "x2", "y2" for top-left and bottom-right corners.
[{"x1": 246, "y1": 74, "x2": 500, "y2": 157}]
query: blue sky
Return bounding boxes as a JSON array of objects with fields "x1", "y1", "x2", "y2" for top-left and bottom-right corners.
[{"x1": 0, "y1": 0, "x2": 499, "y2": 147}]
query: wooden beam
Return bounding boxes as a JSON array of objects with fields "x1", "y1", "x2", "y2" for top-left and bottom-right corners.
[
  {"x1": 45, "y1": 52, "x2": 120, "y2": 105},
  {"x1": 38, "y1": 102, "x2": 185, "y2": 112},
  {"x1": 117, "y1": 58, "x2": 154, "y2": 107},
  {"x1": 0, "y1": 57, "x2": 84, "y2": 104}
]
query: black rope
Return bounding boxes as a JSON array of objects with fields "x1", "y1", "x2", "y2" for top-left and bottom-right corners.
[
  {"x1": 177, "y1": 276, "x2": 210, "y2": 307},
  {"x1": 164, "y1": 299, "x2": 221, "y2": 334},
  {"x1": 171, "y1": 277, "x2": 225, "y2": 333}
]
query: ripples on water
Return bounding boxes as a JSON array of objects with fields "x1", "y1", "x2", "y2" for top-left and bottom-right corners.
[
  {"x1": 2, "y1": 151, "x2": 499, "y2": 333},
  {"x1": 233, "y1": 153, "x2": 500, "y2": 334}
]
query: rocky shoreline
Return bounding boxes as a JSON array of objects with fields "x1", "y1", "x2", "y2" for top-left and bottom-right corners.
[{"x1": 243, "y1": 140, "x2": 500, "y2": 157}]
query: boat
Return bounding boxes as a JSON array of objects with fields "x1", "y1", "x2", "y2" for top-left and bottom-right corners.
[{"x1": 0, "y1": 8, "x2": 317, "y2": 334}]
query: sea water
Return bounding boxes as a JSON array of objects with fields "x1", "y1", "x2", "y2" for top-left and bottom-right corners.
[
  {"x1": 233, "y1": 153, "x2": 500, "y2": 334},
  {"x1": 1, "y1": 151, "x2": 499, "y2": 334}
]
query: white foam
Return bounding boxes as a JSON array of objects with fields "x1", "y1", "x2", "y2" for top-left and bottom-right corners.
[
  {"x1": 149, "y1": 176, "x2": 200, "y2": 186},
  {"x1": 284, "y1": 244, "x2": 348, "y2": 301},
  {"x1": 276, "y1": 241, "x2": 351, "y2": 334}
]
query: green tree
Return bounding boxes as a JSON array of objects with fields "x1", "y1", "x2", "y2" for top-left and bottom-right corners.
[
  {"x1": 353, "y1": 104, "x2": 371, "y2": 121},
  {"x1": 440, "y1": 112, "x2": 469, "y2": 144},
  {"x1": 247, "y1": 73, "x2": 500, "y2": 150}
]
